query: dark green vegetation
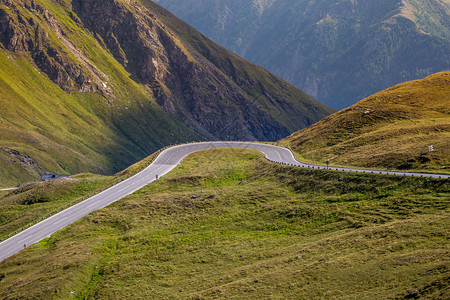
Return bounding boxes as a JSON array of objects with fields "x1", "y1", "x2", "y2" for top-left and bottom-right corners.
[
  {"x1": 155, "y1": 0, "x2": 450, "y2": 109},
  {"x1": 0, "y1": 0, "x2": 332, "y2": 187},
  {"x1": 284, "y1": 72, "x2": 450, "y2": 174},
  {"x1": 0, "y1": 149, "x2": 448, "y2": 298}
]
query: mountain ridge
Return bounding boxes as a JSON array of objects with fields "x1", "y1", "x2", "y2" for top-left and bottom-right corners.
[
  {"x1": 155, "y1": 0, "x2": 450, "y2": 109},
  {"x1": 0, "y1": 0, "x2": 332, "y2": 187}
]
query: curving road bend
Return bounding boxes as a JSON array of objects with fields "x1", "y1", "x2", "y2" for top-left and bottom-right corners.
[{"x1": 0, "y1": 142, "x2": 448, "y2": 261}]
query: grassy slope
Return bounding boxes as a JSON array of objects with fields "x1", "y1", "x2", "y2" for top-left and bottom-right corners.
[
  {"x1": 0, "y1": 0, "x2": 195, "y2": 187},
  {"x1": 0, "y1": 149, "x2": 162, "y2": 239},
  {"x1": 283, "y1": 72, "x2": 450, "y2": 173},
  {"x1": 0, "y1": 174, "x2": 112, "y2": 239},
  {"x1": 0, "y1": 149, "x2": 448, "y2": 299},
  {"x1": 0, "y1": 146, "x2": 191, "y2": 239}
]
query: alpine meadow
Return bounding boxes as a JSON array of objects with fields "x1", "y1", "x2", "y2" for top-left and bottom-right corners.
[{"x1": 0, "y1": 0, "x2": 448, "y2": 299}]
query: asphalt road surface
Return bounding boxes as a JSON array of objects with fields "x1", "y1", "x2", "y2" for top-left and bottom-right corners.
[{"x1": 0, "y1": 142, "x2": 448, "y2": 261}]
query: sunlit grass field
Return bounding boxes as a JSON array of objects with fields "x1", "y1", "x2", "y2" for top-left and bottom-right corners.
[
  {"x1": 284, "y1": 72, "x2": 450, "y2": 174},
  {"x1": 0, "y1": 149, "x2": 448, "y2": 299}
]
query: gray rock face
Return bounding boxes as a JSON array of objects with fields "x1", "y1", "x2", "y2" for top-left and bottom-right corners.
[{"x1": 0, "y1": 0, "x2": 97, "y2": 92}]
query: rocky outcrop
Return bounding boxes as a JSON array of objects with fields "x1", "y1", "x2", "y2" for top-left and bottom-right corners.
[
  {"x1": 0, "y1": 0, "x2": 332, "y2": 145},
  {"x1": 0, "y1": 0, "x2": 96, "y2": 92},
  {"x1": 1, "y1": 147, "x2": 46, "y2": 177}
]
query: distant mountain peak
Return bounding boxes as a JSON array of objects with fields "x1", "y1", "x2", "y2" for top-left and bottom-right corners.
[{"x1": 155, "y1": 0, "x2": 450, "y2": 109}]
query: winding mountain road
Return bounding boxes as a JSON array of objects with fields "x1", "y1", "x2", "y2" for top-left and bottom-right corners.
[{"x1": 0, "y1": 142, "x2": 448, "y2": 261}]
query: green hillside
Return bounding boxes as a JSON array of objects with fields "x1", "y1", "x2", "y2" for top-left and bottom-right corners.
[
  {"x1": 0, "y1": 47, "x2": 192, "y2": 188},
  {"x1": 0, "y1": 149, "x2": 448, "y2": 298},
  {"x1": 155, "y1": 0, "x2": 450, "y2": 109},
  {"x1": 283, "y1": 72, "x2": 450, "y2": 173},
  {"x1": 0, "y1": 0, "x2": 332, "y2": 187}
]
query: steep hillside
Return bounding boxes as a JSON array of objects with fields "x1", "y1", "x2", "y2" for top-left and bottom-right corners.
[
  {"x1": 283, "y1": 72, "x2": 450, "y2": 172},
  {"x1": 155, "y1": 0, "x2": 450, "y2": 109},
  {"x1": 0, "y1": 0, "x2": 196, "y2": 187},
  {"x1": 0, "y1": 0, "x2": 332, "y2": 187}
]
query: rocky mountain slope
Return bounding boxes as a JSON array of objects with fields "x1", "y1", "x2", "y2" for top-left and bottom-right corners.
[
  {"x1": 283, "y1": 72, "x2": 450, "y2": 172},
  {"x1": 155, "y1": 0, "x2": 450, "y2": 109},
  {"x1": 0, "y1": 0, "x2": 332, "y2": 187}
]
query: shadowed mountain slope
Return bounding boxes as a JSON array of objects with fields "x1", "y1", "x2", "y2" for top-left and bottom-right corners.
[{"x1": 0, "y1": 0, "x2": 332, "y2": 187}]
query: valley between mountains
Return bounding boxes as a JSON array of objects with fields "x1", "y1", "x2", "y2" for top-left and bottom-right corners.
[
  {"x1": 155, "y1": 0, "x2": 450, "y2": 109},
  {"x1": 0, "y1": 0, "x2": 332, "y2": 188},
  {"x1": 0, "y1": 0, "x2": 449, "y2": 299}
]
